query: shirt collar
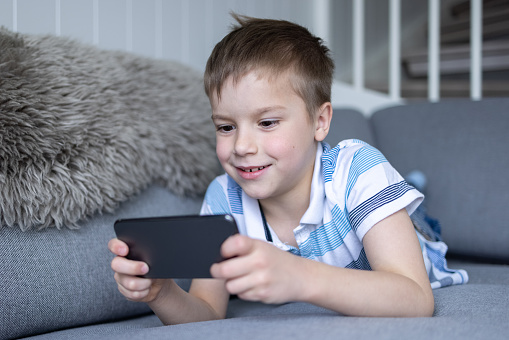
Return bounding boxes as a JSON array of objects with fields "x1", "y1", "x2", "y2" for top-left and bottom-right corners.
[
  {"x1": 243, "y1": 191, "x2": 267, "y2": 241},
  {"x1": 299, "y1": 142, "x2": 325, "y2": 225}
]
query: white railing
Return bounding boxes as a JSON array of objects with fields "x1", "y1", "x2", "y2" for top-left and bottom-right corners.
[
  {"x1": 428, "y1": 0, "x2": 441, "y2": 102},
  {"x1": 1, "y1": 0, "x2": 485, "y2": 113},
  {"x1": 470, "y1": 0, "x2": 483, "y2": 101},
  {"x1": 389, "y1": 0, "x2": 401, "y2": 101},
  {"x1": 429, "y1": 0, "x2": 483, "y2": 101},
  {"x1": 353, "y1": 0, "x2": 365, "y2": 92},
  {"x1": 349, "y1": 0, "x2": 483, "y2": 104}
]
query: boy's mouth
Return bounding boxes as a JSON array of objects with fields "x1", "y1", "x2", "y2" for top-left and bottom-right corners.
[
  {"x1": 235, "y1": 165, "x2": 270, "y2": 180},
  {"x1": 240, "y1": 166, "x2": 268, "y2": 173}
]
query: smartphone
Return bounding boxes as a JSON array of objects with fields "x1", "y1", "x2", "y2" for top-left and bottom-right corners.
[{"x1": 114, "y1": 214, "x2": 238, "y2": 278}]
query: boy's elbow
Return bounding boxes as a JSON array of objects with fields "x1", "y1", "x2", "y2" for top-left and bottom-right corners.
[
  {"x1": 402, "y1": 282, "x2": 434, "y2": 317},
  {"x1": 424, "y1": 294, "x2": 435, "y2": 317},
  {"x1": 416, "y1": 288, "x2": 435, "y2": 317}
]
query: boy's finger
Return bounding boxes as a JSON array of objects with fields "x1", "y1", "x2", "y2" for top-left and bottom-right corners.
[
  {"x1": 117, "y1": 281, "x2": 151, "y2": 301},
  {"x1": 210, "y1": 254, "x2": 251, "y2": 279},
  {"x1": 115, "y1": 272, "x2": 153, "y2": 292},
  {"x1": 220, "y1": 234, "x2": 255, "y2": 259},
  {"x1": 219, "y1": 262, "x2": 265, "y2": 297},
  {"x1": 111, "y1": 256, "x2": 149, "y2": 276},
  {"x1": 108, "y1": 238, "x2": 129, "y2": 256}
]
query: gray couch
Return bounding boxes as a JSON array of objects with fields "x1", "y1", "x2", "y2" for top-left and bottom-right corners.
[{"x1": 2, "y1": 97, "x2": 508, "y2": 340}]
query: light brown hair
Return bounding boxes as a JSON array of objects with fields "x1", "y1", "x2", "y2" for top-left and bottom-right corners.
[{"x1": 204, "y1": 14, "x2": 334, "y2": 119}]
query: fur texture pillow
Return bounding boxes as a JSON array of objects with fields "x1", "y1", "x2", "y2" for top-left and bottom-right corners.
[{"x1": 0, "y1": 28, "x2": 220, "y2": 231}]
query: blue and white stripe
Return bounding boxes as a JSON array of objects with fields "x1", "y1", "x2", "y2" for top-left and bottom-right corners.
[
  {"x1": 227, "y1": 177, "x2": 244, "y2": 215},
  {"x1": 349, "y1": 180, "x2": 414, "y2": 231},
  {"x1": 417, "y1": 232, "x2": 469, "y2": 288},
  {"x1": 345, "y1": 145, "x2": 387, "y2": 199},
  {"x1": 203, "y1": 178, "x2": 230, "y2": 215}
]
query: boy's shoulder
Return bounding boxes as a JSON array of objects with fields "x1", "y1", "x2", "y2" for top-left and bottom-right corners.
[
  {"x1": 324, "y1": 139, "x2": 375, "y2": 154},
  {"x1": 322, "y1": 139, "x2": 386, "y2": 164},
  {"x1": 322, "y1": 139, "x2": 388, "y2": 183}
]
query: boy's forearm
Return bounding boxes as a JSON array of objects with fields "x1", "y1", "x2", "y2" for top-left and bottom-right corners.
[
  {"x1": 148, "y1": 279, "x2": 228, "y2": 325},
  {"x1": 298, "y1": 258, "x2": 434, "y2": 317}
]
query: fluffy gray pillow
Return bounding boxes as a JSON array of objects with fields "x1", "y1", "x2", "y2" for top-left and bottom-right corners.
[{"x1": 0, "y1": 27, "x2": 220, "y2": 231}]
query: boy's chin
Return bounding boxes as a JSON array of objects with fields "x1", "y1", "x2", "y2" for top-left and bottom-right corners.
[{"x1": 235, "y1": 182, "x2": 271, "y2": 200}]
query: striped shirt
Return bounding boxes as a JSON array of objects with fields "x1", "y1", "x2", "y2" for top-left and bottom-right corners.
[{"x1": 200, "y1": 140, "x2": 423, "y2": 270}]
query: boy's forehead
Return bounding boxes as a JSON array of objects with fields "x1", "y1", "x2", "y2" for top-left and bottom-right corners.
[
  {"x1": 210, "y1": 70, "x2": 313, "y2": 122},
  {"x1": 212, "y1": 70, "x2": 295, "y2": 103}
]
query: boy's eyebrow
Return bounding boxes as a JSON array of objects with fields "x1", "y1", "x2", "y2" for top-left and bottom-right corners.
[
  {"x1": 211, "y1": 114, "x2": 228, "y2": 121},
  {"x1": 211, "y1": 106, "x2": 286, "y2": 120}
]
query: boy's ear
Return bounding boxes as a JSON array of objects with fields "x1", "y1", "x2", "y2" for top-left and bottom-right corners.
[{"x1": 314, "y1": 102, "x2": 333, "y2": 142}]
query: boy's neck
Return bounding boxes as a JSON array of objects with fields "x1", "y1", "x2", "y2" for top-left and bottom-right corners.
[
  {"x1": 259, "y1": 194, "x2": 310, "y2": 223},
  {"x1": 258, "y1": 194, "x2": 310, "y2": 248},
  {"x1": 258, "y1": 162, "x2": 315, "y2": 246}
]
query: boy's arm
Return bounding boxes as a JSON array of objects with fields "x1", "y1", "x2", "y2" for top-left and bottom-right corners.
[
  {"x1": 303, "y1": 208, "x2": 434, "y2": 317},
  {"x1": 211, "y1": 209, "x2": 434, "y2": 317},
  {"x1": 147, "y1": 278, "x2": 230, "y2": 325}
]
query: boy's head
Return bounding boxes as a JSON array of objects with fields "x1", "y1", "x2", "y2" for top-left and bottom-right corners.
[{"x1": 204, "y1": 14, "x2": 335, "y2": 119}]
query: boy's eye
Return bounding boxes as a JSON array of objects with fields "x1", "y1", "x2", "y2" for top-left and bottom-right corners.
[
  {"x1": 217, "y1": 125, "x2": 235, "y2": 133},
  {"x1": 260, "y1": 120, "x2": 279, "y2": 128}
]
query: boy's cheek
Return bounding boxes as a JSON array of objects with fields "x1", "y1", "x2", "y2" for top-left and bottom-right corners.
[{"x1": 215, "y1": 142, "x2": 230, "y2": 164}]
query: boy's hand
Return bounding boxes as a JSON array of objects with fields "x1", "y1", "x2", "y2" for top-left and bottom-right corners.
[
  {"x1": 210, "y1": 234, "x2": 306, "y2": 304},
  {"x1": 108, "y1": 238, "x2": 169, "y2": 303}
]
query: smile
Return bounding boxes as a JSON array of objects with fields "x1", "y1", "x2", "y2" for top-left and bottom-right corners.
[
  {"x1": 240, "y1": 166, "x2": 268, "y2": 173},
  {"x1": 235, "y1": 165, "x2": 270, "y2": 180}
]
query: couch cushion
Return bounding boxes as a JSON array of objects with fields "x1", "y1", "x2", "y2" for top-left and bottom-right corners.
[
  {"x1": 20, "y1": 261, "x2": 509, "y2": 340},
  {"x1": 370, "y1": 99, "x2": 509, "y2": 262},
  {"x1": 324, "y1": 108, "x2": 375, "y2": 147},
  {"x1": 0, "y1": 185, "x2": 199, "y2": 340}
]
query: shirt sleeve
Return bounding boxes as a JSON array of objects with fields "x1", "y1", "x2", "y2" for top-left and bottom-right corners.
[
  {"x1": 199, "y1": 175, "x2": 232, "y2": 216},
  {"x1": 343, "y1": 144, "x2": 423, "y2": 241}
]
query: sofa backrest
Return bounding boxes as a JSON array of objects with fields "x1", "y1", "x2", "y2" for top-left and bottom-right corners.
[
  {"x1": 325, "y1": 108, "x2": 376, "y2": 146},
  {"x1": 371, "y1": 98, "x2": 509, "y2": 262}
]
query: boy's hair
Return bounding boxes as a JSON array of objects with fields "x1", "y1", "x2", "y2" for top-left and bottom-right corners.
[{"x1": 204, "y1": 14, "x2": 335, "y2": 119}]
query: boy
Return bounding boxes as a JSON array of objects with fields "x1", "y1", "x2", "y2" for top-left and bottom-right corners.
[{"x1": 109, "y1": 15, "x2": 435, "y2": 323}]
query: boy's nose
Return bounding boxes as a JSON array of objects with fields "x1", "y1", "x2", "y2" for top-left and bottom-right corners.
[{"x1": 233, "y1": 130, "x2": 257, "y2": 156}]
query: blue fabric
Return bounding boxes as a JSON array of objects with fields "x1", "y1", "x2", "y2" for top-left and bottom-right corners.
[
  {"x1": 406, "y1": 171, "x2": 468, "y2": 288},
  {"x1": 406, "y1": 170, "x2": 442, "y2": 241}
]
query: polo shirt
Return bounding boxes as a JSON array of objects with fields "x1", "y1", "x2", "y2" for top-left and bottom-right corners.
[{"x1": 200, "y1": 140, "x2": 423, "y2": 270}]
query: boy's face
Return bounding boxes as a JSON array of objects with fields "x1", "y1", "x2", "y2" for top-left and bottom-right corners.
[{"x1": 211, "y1": 71, "x2": 326, "y2": 204}]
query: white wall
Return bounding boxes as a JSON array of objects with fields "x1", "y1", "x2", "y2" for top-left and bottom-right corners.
[
  {"x1": 0, "y1": 0, "x2": 401, "y2": 115},
  {"x1": 0, "y1": 0, "x2": 315, "y2": 73}
]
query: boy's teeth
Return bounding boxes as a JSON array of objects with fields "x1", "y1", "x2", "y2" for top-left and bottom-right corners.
[{"x1": 244, "y1": 166, "x2": 266, "y2": 172}]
